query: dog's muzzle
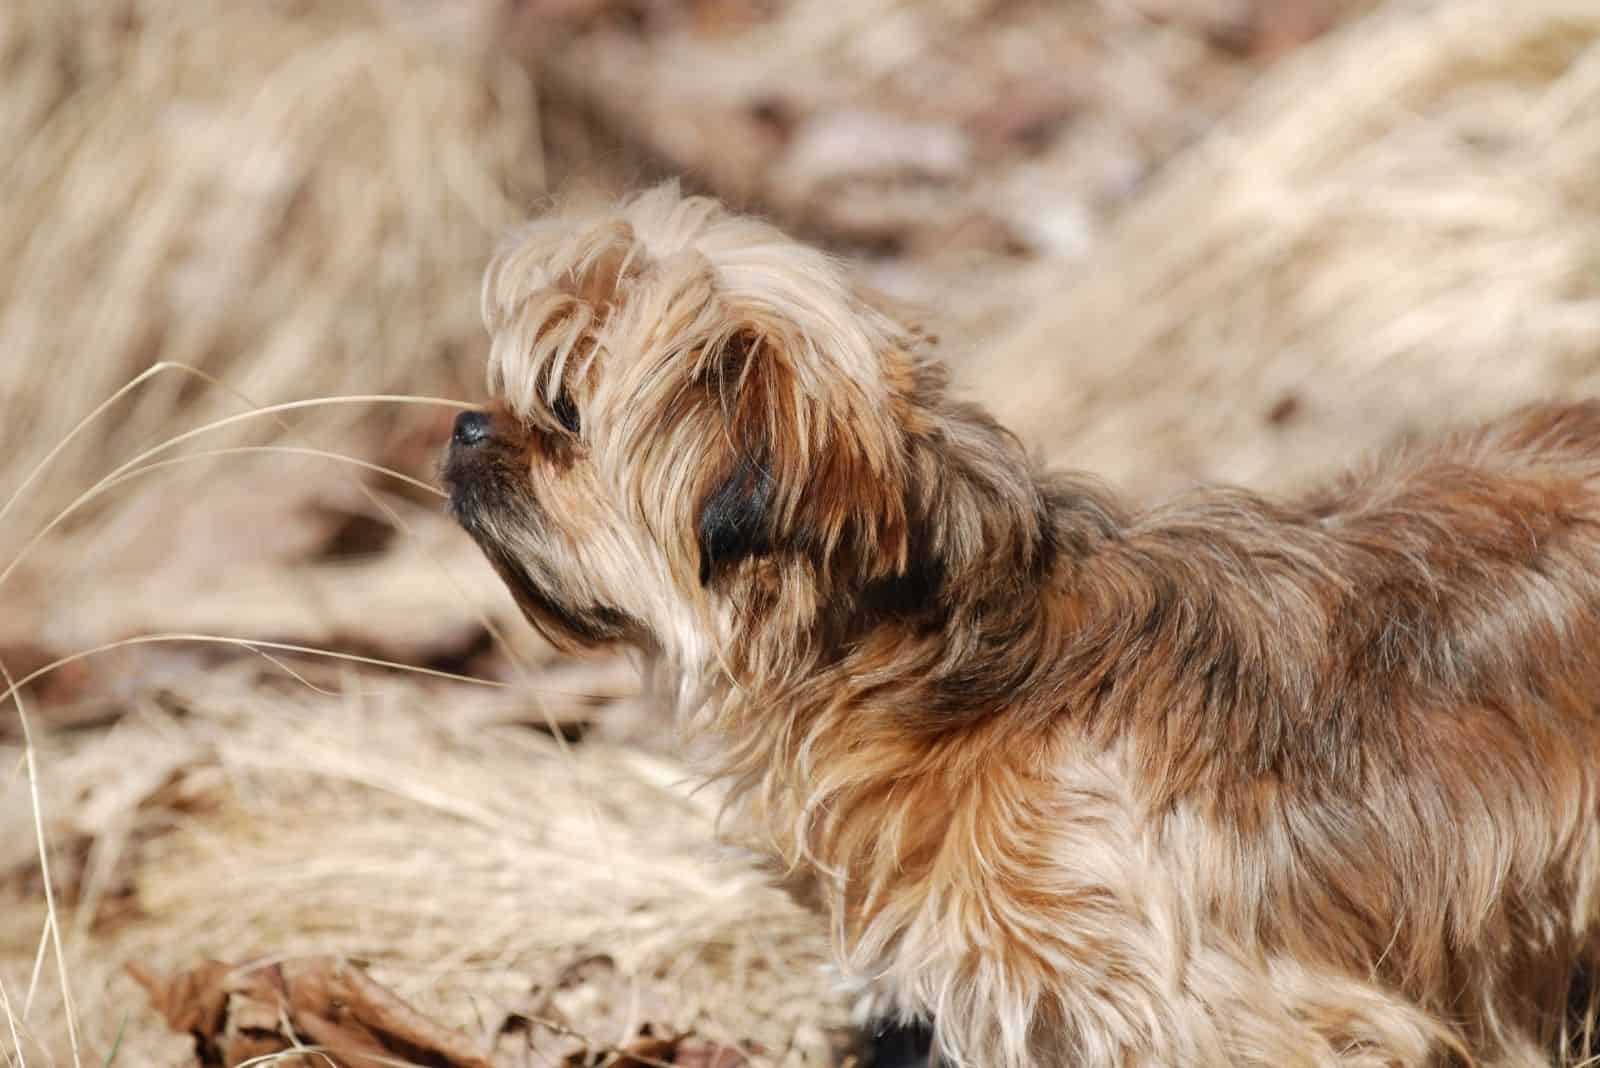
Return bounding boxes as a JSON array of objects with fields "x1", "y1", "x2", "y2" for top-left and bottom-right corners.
[{"x1": 441, "y1": 409, "x2": 496, "y2": 525}]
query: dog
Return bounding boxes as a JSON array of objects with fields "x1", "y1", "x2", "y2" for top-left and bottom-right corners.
[{"x1": 442, "y1": 184, "x2": 1600, "y2": 1067}]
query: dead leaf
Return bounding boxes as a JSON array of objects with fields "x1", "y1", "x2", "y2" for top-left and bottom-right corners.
[
  {"x1": 128, "y1": 959, "x2": 232, "y2": 1049},
  {"x1": 130, "y1": 956, "x2": 492, "y2": 1068}
]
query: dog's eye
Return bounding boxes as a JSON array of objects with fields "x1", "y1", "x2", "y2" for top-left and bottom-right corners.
[{"x1": 552, "y1": 390, "x2": 580, "y2": 435}]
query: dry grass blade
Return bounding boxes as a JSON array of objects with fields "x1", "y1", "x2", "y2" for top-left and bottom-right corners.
[
  {"x1": 0, "y1": 357, "x2": 539, "y2": 696},
  {"x1": 0, "y1": 362, "x2": 176, "y2": 530},
  {"x1": 98, "y1": 446, "x2": 447, "y2": 499},
  {"x1": 0, "y1": 657, "x2": 80, "y2": 1068},
  {"x1": 21, "y1": 914, "x2": 47, "y2": 1017},
  {"x1": 0, "y1": 973, "x2": 25, "y2": 1068},
  {"x1": 0, "y1": 634, "x2": 506, "y2": 712},
  {"x1": 233, "y1": 1052, "x2": 339, "y2": 1068},
  {"x1": 0, "y1": 393, "x2": 472, "y2": 596}
]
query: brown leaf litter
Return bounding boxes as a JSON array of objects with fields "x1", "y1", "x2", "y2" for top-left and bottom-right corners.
[
  {"x1": 131, "y1": 955, "x2": 769, "y2": 1068},
  {"x1": 130, "y1": 956, "x2": 494, "y2": 1067},
  {"x1": 505, "y1": 0, "x2": 1373, "y2": 321}
]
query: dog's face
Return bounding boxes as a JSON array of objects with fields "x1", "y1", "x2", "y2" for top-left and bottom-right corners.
[{"x1": 442, "y1": 187, "x2": 924, "y2": 663}]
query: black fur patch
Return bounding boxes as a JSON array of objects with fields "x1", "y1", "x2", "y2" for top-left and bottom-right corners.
[
  {"x1": 485, "y1": 543, "x2": 633, "y2": 644},
  {"x1": 553, "y1": 389, "x2": 580, "y2": 435},
  {"x1": 697, "y1": 454, "x2": 776, "y2": 585}
]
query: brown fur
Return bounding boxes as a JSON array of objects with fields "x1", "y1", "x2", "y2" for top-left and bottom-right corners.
[{"x1": 442, "y1": 184, "x2": 1600, "y2": 1067}]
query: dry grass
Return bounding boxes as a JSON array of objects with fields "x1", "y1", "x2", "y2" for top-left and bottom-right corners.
[
  {"x1": 2, "y1": 663, "x2": 847, "y2": 1066},
  {"x1": 0, "y1": 0, "x2": 539, "y2": 571},
  {"x1": 970, "y1": 0, "x2": 1600, "y2": 503}
]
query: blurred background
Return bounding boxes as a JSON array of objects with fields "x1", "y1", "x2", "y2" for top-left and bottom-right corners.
[{"x1": 3, "y1": 0, "x2": 1599, "y2": 1064}]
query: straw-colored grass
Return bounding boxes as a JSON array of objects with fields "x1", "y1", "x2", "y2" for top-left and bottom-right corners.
[
  {"x1": 0, "y1": 0, "x2": 540, "y2": 569},
  {"x1": 2, "y1": 662, "x2": 847, "y2": 1066},
  {"x1": 969, "y1": 0, "x2": 1600, "y2": 503}
]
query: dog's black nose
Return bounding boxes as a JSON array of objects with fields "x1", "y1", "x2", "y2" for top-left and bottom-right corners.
[{"x1": 453, "y1": 410, "x2": 491, "y2": 447}]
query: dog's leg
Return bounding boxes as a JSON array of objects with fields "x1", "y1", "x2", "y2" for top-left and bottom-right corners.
[{"x1": 1180, "y1": 951, "x2": 1473, "y2": 1068}]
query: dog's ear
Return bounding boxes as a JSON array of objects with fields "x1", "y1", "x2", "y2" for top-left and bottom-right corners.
[
  {"x1": 693, "y1": 323, "x2": 908, "y2": 590},
  {"x1": 694, "y1": 330, "x2": 778, "y2": 587},
  {"x1": 697, "y1": 452, "x2": 775, "y2": 586}
]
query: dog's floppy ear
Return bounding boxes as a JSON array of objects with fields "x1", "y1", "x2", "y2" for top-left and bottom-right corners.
[
  {"x1": 694, "y1": 329, "x2": 778, "y2": 587},
  {"x1": 692, "y1": 323, "x2": 908, "y2": 590},
  {"x1": 697, "y1": 452, "x2": 776, "y2": 586}
]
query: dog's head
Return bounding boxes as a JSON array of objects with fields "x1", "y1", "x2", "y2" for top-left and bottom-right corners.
[{"x1": 441, "y1": 185, "x2": 934, "y2": 663}]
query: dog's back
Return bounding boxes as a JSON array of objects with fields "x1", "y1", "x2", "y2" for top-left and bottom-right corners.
[{"x1": 1101, "y1": 399, "x2": 1600, "y2": 1063}]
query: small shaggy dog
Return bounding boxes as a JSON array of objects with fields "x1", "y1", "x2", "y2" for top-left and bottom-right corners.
[{"x1": 442, "y1": 185, "x2": 1600, "y2": 1068}]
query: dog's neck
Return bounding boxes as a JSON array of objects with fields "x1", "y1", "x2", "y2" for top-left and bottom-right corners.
[
  {"x1": 661, "y1": 399, "x2": 1150, "y2": 994},
  {"x1": 677, "y1": 393, "x2": 1127, "y2": 858},
  {"x1": 697, "y1": 396, "x2": 1123, "y2": 706}
]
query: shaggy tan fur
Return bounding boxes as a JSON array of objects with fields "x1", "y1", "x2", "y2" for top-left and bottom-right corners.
[{"x1": 441, "y1": 184, "x2": 1600, "y2": 1068}]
